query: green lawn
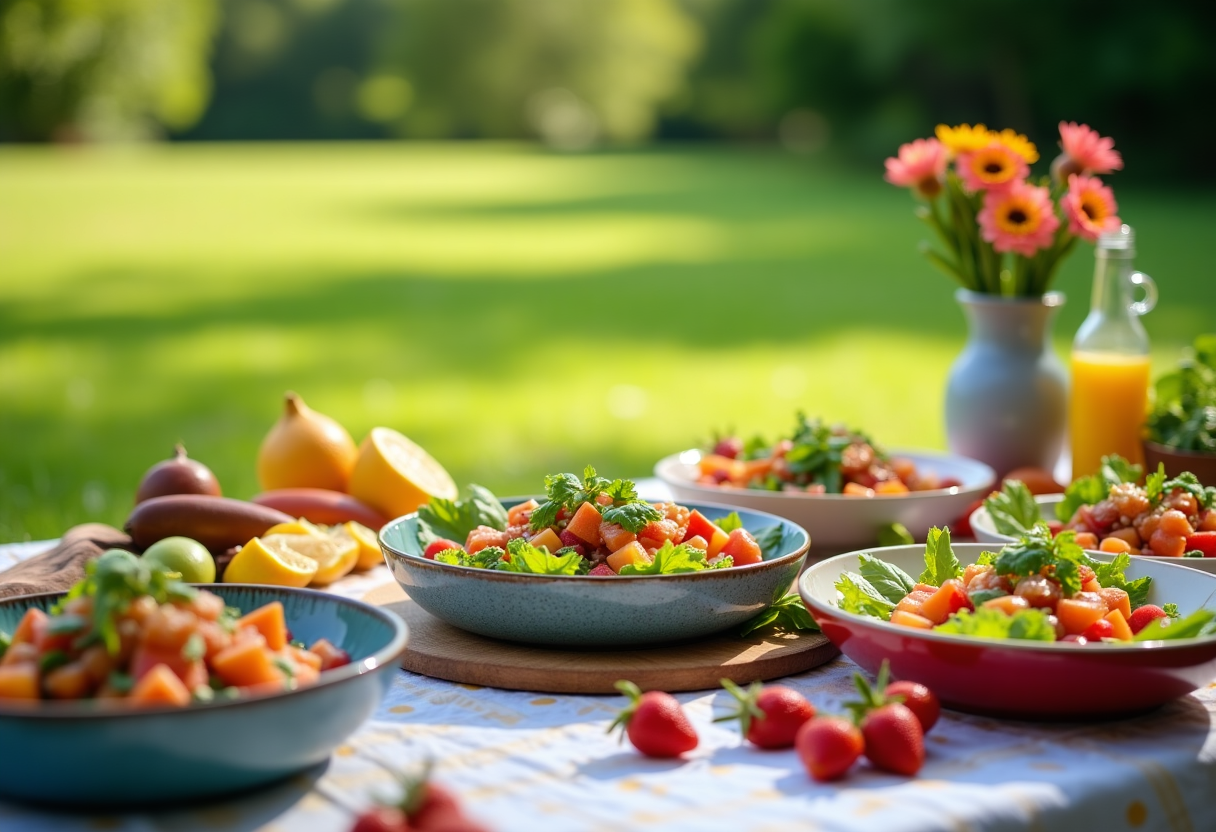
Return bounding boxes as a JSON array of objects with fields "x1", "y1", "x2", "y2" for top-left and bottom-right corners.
[{"x1": 1, "y1": 143, "x2": 1213, "y2": 542}]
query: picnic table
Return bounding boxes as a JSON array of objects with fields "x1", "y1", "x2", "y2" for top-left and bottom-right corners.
[{"x1": 2, "y1": 509, "x2": 1215, "y2": 832}]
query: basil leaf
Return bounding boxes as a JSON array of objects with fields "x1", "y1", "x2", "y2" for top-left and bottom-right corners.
[
  {"x1": 858, "y1": 553, "x2": 916, "y2": 605},
  {"x1": 835, "y1": 572, "x2": 896, "y2": 620},
  {"x1": 416, "y1": 485, "x2": 509, "y2": 547},
  {"x1": 917, "y1": 527, "x2": 960, "y2": 586},
  {"x1": 983, "y1": 480, "x2": 1041, "y2": 537}
]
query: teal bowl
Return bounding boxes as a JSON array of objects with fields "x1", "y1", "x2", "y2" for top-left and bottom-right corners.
[
  {"x1": 0, "y1": 585, "x2": 408, "y2": 807},
  {"x1": 380, "y1": 500, "x2": 810, "y2": 646}
]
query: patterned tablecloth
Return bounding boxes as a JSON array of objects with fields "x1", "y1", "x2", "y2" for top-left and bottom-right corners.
[{"x1": 2, "y1": 538, "x2": 1215, "y2": 832}]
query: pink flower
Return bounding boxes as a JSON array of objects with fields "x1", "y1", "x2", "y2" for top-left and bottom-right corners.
[
  {"x1": 885, "y1": 138, "x2": 948, "y2": 198},
  {"x1": 1062, "y1": 174, "x2": 1120, "y2": 241},
  {"x1": 978, "y1": 180, "x2": 1060, "y2": 257},
  {"x1": 956, "y1": 141, "x2": 1029, "y2": 193},
  {"x1": 1056, "y1": 122, "x2": 1123, "y2": 176}
]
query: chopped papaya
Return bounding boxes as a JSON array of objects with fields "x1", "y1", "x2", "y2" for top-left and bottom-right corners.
[
  {"x1": 129, "y1": 663, "x2": 192, "y2": 708},
  {"x1": 890, "y1": 610, "x2": 935, "y2": 629},
  {"x1": 211, "y1": 640, "x2": 284, "y2": 688},
  {"x1": 606, "y1": 541, "x2": 649, "y2": 573},
  {"x1": 0, "y1": 663, "x2": 39, "y2": 699},
  {"x1": 1104, "y1": 608, "x2": 1133, "y2": 641},
  {"x1": 528, "y1": 528, "x2": 563, "y2": 553},
  {"x1": 566, "y1": 502, "x2": 603, "y2": 547},
  {"x1": 11, "y1": 608, "x2": 47, "y2": 647},
  {"x1": 1057, "y1": 598, "x2": 1108, "y2": 636},
  {"x1": 237, "y1": 601, "x2": 289, "y2": 651}
]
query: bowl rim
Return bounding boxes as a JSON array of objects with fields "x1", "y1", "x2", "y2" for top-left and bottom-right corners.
[
  {"x1": 380, "y1": 497, "x2": 811, "y2": 584},
  {"x1": 799, "y1": 542, "x2": 1216, "y2": 653},
  {"x1": 0, "y1": 584, "x2": 410, "y2": 720},
  {"x1": 654, "y1": 447, "x2": 997, "y2": 502}
]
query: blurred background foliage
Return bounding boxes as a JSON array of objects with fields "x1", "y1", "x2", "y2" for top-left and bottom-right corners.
[{"x1": 2, "y1": 0, "x2": 1213, "y2": 180}]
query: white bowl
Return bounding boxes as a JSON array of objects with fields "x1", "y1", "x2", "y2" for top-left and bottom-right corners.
[
  {"x1": 655, "y1": 448, "x2": 995, "y2": 553},
  {"x1": 969, "y1": 493, "x2": 1216, "y2": 574}
]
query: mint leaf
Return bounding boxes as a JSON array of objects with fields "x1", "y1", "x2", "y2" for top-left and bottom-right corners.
[
  {"x1": 751, "y1": 524, "x2": 784, "y2": 559},
  {"x1": 858, "y1": 553, "x2": 916, "y2": 605},
  {"x1": 984, "y1": 480, "x2": 1041, "y2": 537},
  {"x1": 738, "y1": 594, "x2": 819, "y2": 637},
  {"x1": 417, "y1": 485, "x2": 509, "y2": 547},
  {"x1": 1093, "y1": 553, "x2": 1153, "y2": 609},
  {"x1": 917, "y1": 527, "x2": 960, "y2": 586},
  {"x1": 618, "y1": 540, "x2": 729, "y2": 575},
  {"x1": 835, "y1": 572, "x2": 896, "y2": 620},
  {"x1": 716, "y1": 512, "x2": 744, "y2": 533},
  {"x1": 994, "y1": 525, "x2": 1087, "y2": 597},
  {"x1": 935, "y1": 607, "x2": 1056, "y2": 641}
]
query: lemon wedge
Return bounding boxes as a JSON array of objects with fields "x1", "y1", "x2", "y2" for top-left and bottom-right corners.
[
  {"x1": 348, "y1": 427, "x2": 457, "y2": 520},
  {"x1": 343, "y1": 521, "x2": 383, "y2": 571},
  {"x1": 264, "y1": 519, "x2": 326, "y2": 537},
  {"x1": 263, "y1": 532, "x2": 358, "y2": 587},
  {"x1": 223, "y1": 537, "x2": 318, "y2": 587}
]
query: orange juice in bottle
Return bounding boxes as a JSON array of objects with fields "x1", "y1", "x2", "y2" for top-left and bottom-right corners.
[{"x1": 1069, "y1": 225, "x2": 1157, "y2": 479}]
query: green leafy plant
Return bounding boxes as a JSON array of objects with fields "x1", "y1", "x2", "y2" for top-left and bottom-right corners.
[
  {"x1": 529, "y1": 466, "x2": 661, "y2": 533},
  {"x1": 935, "y1": 607, "x2": 1057, "y2": 641},
  {"x1": 617, "y1": 540, "x2": 732, "y2": 575},
  {"x1": 417, "y1": 485, "x2": 510, "y2": 547},
  {"x1": 1145, "y1": 334, "x2": 1216, "y2": 452},
  {"x1": 737, "y1": 594, "x2": 820, "y2": 637},
  {"x1": 1056, "y1": 454, "x2": 1142, "y2": 522},
  {"x1": 983, "y1": 480, "x2": 1041, "y2": 537}
]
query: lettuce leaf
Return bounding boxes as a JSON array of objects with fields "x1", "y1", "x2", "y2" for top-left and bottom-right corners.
[
  {"x1": 617, "y1": 540, "x2": 733, "y2": 575},
  {"x1": 751, "y1": 524, "x2": 784, "y2": 560},
  {"x1": 1056, "y1": 454, "x2": 1141, "y2": 522},
  {"x1": 417, "y1": 485, "x2": 509, "y2": 548},
  {"x1": 496, "y1": 538, "x2": 589, "y2": 575},
  {"x1": 738, "y1": 594, "x2": 820, "y2": 637},
  {"x1": 715, "y1": 512, "x2": 743, "y2": 533},
  {"x1": 983, "y1": 480, "x2": 1041, "y2": 537},
  {"x1": 858, "y1": 553, "x2": 917, "y2": 605},
  {"x1": 935, "y1": 607, "x2": 1057, "y2": 641},
  {"x1": 917, "y1": 527, "x2": 960, "y2": 586},
  {"x1": 835, "y1": 572, "x2": 896, "y2": 620},
  {"x1": 433, "y1": 546, "x2": 507, "y2": 569},
  {"x1": 1093, "y1": 553, "x2": 1153, "y2": 609}
]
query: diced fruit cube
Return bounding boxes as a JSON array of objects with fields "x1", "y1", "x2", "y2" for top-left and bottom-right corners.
[
  {"x1": 706, "y1": 527, "x2": 731, "y2": 559},
  {"x1": 1099, "y1": 536, "x2": 1132, "y2": 554},
  {"x1": 1096, "y1": 587, "x2": 1131, "y2": 621},
  {"x1": 1074, "y1": 532, "x2": 1099, "y2": 550},
  {"x1": 639, "y1": 519, "x2": 680, "y2": 546},
  {"x1": 310, "y1": 638, "x2": 351, "y2": 671},
  {"x1": 919, "y1": 579, "x2": 972, "y2": 624},
  {"x1": 890, "y1": 610, "x2": 935, "y2": 629},
  {"x1": 874, "y1": 479, "x2": 910, "y2": 494},
  {"x1": 0, "y1": 664, "x2": 40, "y2": 699},
  {"x1": 1081, "y1": 618, "x2": 1114, "y2": 641},
  {"x1": 720, "y1": 528, "x2": 763, "y2": 566},
  {"x1": 528, "y1": 527, "x2": 563, "y2": 553},
  {"x1": 599, "y1": 522, "x2": 637, "y2": 553},
  {"x1": 566, "y1": 501, "x2": 604, "y2": 547},
  {"x1": 1057, "y1": 597, "x2": 1108, "y2": 635},
  {"x1": 686, "y1": 510, "x2": 725, "y2": 544},
  {"x1": 1103, "y1": 609, "x2": 1133, "y2": 641},
  {"x1": 211, "y1": 640, "x2": 284, "y2": 688},
  {"x1": 895, "y1": 590, "x2": 934, "y2": 617},
  {"x1": 981, "y1": 595, "x2": 1030, "y2": 616},
  {"x1": 131, "y1": 644, "x2": 209, "y2": 690},
  {"x1": 606, "y1": 542, "x2": 649, "y2": 573},
  {"x1": 842, "y1": 482, "x2": 875, "y2": 497},
  {"x1": 129, "y1": 663, "x2": 192, "y2": 708},
  {"x1": 466, "y1": 526, "x2": 509, "y2": 554},
  {"x1": 11, "y1": 608, "x2": 47, "y2": 647},
  {"x1": 506, "y1": 499, "x2": 539, "y2": 527},
  {"x1": 683, "y1": 535, "x2": 709, "y2": 551},
  {"x1": 44, "y1": 663, "x2": 91, "y2": 700},
  {"x1": 237, "y1": 602, "x2": 289, "y2": 651}
]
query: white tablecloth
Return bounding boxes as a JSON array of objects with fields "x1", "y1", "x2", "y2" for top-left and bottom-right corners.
[{"x1": 2, "y1": 536, "x2": 1215, "y2": 832}]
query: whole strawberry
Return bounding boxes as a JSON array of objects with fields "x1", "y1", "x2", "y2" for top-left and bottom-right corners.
[
  {"x1": 844, "y1": 660, "x2": 926, "y2": 776},
  {"x1": 350, "y1": 762, "x2": 491, "y2": 832},
  {"x1": 714, "y1": 679, "x2": 815, "y2": 749},
  {"x1": 885, "y1": 680, "x2": 939, "y2": 734},
  {"x1": 795, "y1": 716, "x2": 864, "y2": 782},
  {"x1": 609, "y1": 680, "x2": 698, "y2": 758}
]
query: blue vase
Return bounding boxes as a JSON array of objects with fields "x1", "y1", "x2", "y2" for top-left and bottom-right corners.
[{"x1": 945, "y1": 289, "x2": 1068, "y2": 477}]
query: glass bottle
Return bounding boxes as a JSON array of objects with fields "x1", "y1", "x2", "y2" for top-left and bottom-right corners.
[{"x1": 1069, "y1": 224, "x2": 1157, "y2": 479}]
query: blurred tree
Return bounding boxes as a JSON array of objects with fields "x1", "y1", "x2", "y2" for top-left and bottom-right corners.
[
  {"x1": 374, "y1": 0, "x2": 701, "y2": 146},
  {"x1": 0, "y1": 0, "x2": 219, "y2": 141}
]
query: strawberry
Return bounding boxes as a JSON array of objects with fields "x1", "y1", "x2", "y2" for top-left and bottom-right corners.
[
  {"x1": 350, "y1": 762, "x2": 490, "y2": 832},
  {"x1": 559, "y1": 529, "x2": 586, "y2": 551},
  {"x1": 884, "y1": 680, "x2": 939, "y2": 733},
  {"x1": 423, "y1": 539, "x2": 463, "y2": 559},
  {"x1": 844, "y1": 660, "x2": 926, "y2": 776},
  {"x1": 715, "y1": 679, "x2": 815, "y2": 749},
  {"x1": 795, "y1": 717, "x2": 864, "y2": 781},
  {"x1": 861, "y1": 704, "x2": 924, "y2": 775},
  {"x1": 587, "y1": 563, "x2": 616, "y2": 577},
  {"x1": 350, "y1": 806, "x2": 407, "y2": 832},
  {"x1": 712, "y1": 437, "x2": 743, "y2": 459},
  {"x1": 1127, "y1": 604, "x2": 1169, "y2": 634},
  {"x1": 609, "y1": 680, "x2": 698, "y2": 758}
]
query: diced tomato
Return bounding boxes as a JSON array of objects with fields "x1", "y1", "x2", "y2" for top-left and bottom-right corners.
[
  {"x1": 423, "y1": 538, "x2": 463, "y2": 559},
  {"x1": 599, "y1": 522, "x2": 637, "y2": 553},
  {"x1": 130, "y1": 643, "x2": 209, "y2": 690},
  {"x1": 466, "y1": 526, "x2": 509, "y2": 554},
  {"x1": 720, "y1": 528, "x2": 763, "y2": 566},
  {"x1": 310, "y1": 639, "x2": 351, "y2": 671},
  {"x1": 506, "y1": 499, "x2": 539, "y2": 526},
  {"x1": 1185, "y1": 531, "x2": 1216, "y2": 558},
  {"x1": 919, "y1": 579, "x2": 972, "y2": 624},
  {"x1": 685, "y1": 511, "x2": 724, "y2": 544},
  {"x1": 1082, "y1": 618, "x2": 1114, "y2": 641}
]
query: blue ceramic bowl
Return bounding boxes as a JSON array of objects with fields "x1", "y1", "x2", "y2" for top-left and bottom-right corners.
[
  {"x1": 0, "y1": 585, "x2": 408, "y2": 807},
  {"x1": 380, "y1": 500, "x2": 810, "y2": 646}
]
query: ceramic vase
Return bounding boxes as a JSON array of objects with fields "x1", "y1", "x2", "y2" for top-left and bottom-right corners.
[{"x1": 945, "y1": 289, "x2": 1068, "y2": 477}]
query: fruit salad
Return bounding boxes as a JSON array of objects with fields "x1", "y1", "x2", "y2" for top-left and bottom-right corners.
[
  {"x1": 837, "y1": 527, "x2": 1216, "y2": 644},
  {"x1": 0, "y1": 549, "x2": 350, "y2": 705},
  {"x1": 984, "y1": 455, "x2": 1216, "y2": 558},
  {"x1": 414, "y1": 468, "x2": 785, "y2": 576},
  {"x1": 697, "y1": 414, "x2": 957, "y2": 495}
]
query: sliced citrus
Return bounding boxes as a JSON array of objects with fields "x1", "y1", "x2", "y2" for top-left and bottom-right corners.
[
  {"x1": 343, "y1": 521, "x2": 383, "y2": 571},
  {"x1": 223, "y1": 537, "x2": 318, "y2": 587},
  {"x1": 348, "y1": 426, "x2": 457, "y2": 520},
  {"x1": 264, "y1": 519, "x2": 326, "y2": 537},
  {"x1": 263, "y1": 532, "x2": 358, "y2": 587}
]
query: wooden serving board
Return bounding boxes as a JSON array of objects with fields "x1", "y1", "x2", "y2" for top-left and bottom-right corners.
[{"x1": 362, "y1": 582, "x2": 840, "y2": 694}]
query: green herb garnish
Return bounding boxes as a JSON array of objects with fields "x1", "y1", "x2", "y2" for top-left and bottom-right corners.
[
  {"x1": 618, "y1": 540, "x2": 732, "y2": 575},
  {"x1": 935, "y1": 607, "x2": 1057, "y2": 641},
  {"x1": 417, "y1": 485, "x2": 510, "y2": 547},
  {"x1": 529, "y1": 467, "x2": 660, "y2": 533},
  {"x1": 983, "y1": 480, "x2": 1041, "y2": 537},
  {"x1": 738, "y1": 594, "x2": 820, "y2": 637}
]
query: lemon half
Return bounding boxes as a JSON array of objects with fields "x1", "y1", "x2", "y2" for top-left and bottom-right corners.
[{"x1": 223, "y1": 537, "x2": 318, "y2": 587}]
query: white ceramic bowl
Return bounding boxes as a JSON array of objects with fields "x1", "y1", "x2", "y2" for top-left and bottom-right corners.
[
  {"x1": 655, "y1": 449, "x2": 995, "y2": 552},
  {"x1": 969, "y1": 493, "x2": 1216, "y2": 575}
]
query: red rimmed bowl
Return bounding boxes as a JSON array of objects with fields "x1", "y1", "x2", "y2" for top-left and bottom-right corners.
[{"x1": 798, "y1": 543, "x2": 1216, "y2": 719}]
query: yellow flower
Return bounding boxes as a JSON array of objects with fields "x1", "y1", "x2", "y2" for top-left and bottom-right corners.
[
  {"x1": 993, "y1": 128, "x2": 1039, "y2": 164},
  {"x1": 935, "y1": 123, "x2": 992, "y2": 155}
]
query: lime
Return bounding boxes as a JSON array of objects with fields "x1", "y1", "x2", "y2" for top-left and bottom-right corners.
[{"x1": 142, "y1": 536, "x2": 217, "y2": 583}]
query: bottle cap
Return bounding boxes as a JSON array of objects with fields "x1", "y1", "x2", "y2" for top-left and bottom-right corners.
[{"x1": 1098, "y1": 224, "x2": 1135, "y2": 253}]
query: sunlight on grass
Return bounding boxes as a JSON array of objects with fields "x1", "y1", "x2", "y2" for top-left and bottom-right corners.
[{"x1": 1, "y1": 143, "x2": 1212, "y2": 541}]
